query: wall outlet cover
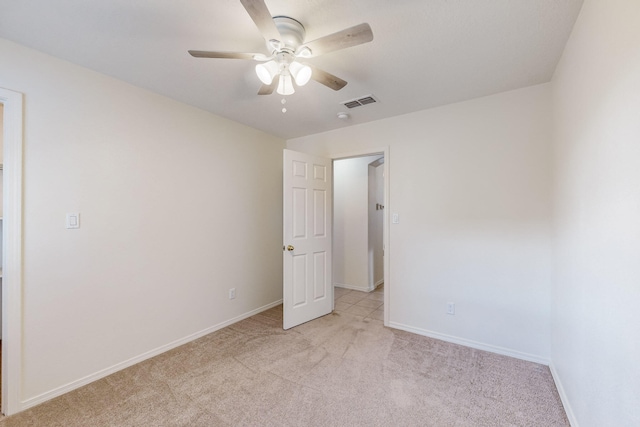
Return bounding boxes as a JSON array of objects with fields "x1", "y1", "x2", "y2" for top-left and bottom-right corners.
[{"x1": 447, "y1": 302, "x2": 455, "y2": 315}]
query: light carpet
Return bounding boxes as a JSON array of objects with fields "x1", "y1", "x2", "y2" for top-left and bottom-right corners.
[{"x1": 0, "y1": 305, "x2": 569, "y2": 426}]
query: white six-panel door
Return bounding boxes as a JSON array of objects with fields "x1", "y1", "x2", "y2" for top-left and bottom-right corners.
[{"x1": 283, "y1": 149, "x2": 332, "y2": 329}]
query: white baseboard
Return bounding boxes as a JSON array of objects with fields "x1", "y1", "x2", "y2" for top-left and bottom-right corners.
[
  {"x1": 20, "y1": 299, "x2": 283, "y2": 411},
  {"x1": 334, "y1": 282, "x2": 374, "y2": 292},
  {"x1": 388, "y1": 321, "x2": 550, "y2": 365},
  {"x1": 549, "y1": 362, "x2": 578, "y2": 427},
  {"x1": 373, "y1": 279, "x2": 384, "y2": 288}
]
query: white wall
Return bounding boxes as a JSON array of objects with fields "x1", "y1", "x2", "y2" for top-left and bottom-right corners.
[
  {"x1": 0, "y1": 38, "x2": 285, "y2": 406},
  {"x1": 288, "y1": 83, "x2": 554, "y2": 362},
  {"x1": 550, "y1": 0, "x2": 640, "y2": 425},
  {"x1": 333, "y1": 155, "x2": 381, "y2": 291}
]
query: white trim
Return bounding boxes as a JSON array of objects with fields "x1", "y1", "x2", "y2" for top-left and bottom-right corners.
[
  {"x1": 549, "y1": 363, "x2": 578, "y2": 427},
  {"x1": 331, "y1": 148, "x2": 385, "y2": 161},
  {"x1": 382, "y1": 150, "x2": 389, "y2": 328},
  {"x1": 388, "y1": 321, "x2": 550, "y2": 365},
  {"x1": 20, "y1": 299, "x2": 283, "y2": 410},
  {"x1": 334, "y1": 283, "x2": 374, "y2": 293},
  {"x1": 329, "y1": 147, "x2": 390, "y2": 328},
  {"x1": 0, "y1": 87, "x2": 23, "y2": 416}
]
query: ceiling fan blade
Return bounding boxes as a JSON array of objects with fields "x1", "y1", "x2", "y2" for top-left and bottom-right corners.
[
  {"x1": 240, "y1": 0, "x2": 281, "y2": 42},
  {"x1": 188, "y1": 50, "x2": 262, "y2": 60},
  {"x1": 306, "y1": 64, "x2": 348, "y2": 91},
  {"x1": 258, "y1": 80, "x2": 278, "y2": 95},
  {"x1": 303, "y1": 23, "x2": 373, "y2": 57}
]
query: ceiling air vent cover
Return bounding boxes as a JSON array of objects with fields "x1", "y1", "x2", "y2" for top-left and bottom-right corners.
[{"x1": 341, "y1": 94, "x2": 379, "y2": 109}]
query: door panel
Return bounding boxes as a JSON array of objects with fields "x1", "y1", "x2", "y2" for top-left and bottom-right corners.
[
  {"x1": 293, "y1": 188, "x2": 307, "y2": 238},
  {"x1": 292, "y1": 255, "x2": 307, "y2": 306},
  {"x1": 313, "y1": 189, "x2": 326, "y2": 236},
  {"x1": 313, "y1": 252, "x2": 326, "y2": 299},
  {"x1": 283, "y1": 149, "x2": 332, "y2": 329}
]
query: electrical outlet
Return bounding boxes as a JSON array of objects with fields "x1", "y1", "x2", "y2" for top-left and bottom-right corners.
[
  {"x1": 229, "y1": 288, "x2": 236, "y2": 300},
  {"x1": 446, "y1": 302, "x2": 455, "y2": 315}
]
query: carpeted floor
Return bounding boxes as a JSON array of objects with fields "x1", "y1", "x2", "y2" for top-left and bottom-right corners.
[{"x1": 0, "y1": 298, "x2": 569, "y2": 426}]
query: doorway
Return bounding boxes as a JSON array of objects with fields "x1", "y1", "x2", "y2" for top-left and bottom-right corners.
[
  {"x1": 281, "y1": 147, "x2": 390, "y2": 329},
  {"x1": 331, "y1": 149, "x2": 389, "y2": 325}
]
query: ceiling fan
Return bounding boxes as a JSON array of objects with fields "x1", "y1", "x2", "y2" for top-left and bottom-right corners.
[{"x1": 188, "y1": 0, "x2": 373, "y2": 96}]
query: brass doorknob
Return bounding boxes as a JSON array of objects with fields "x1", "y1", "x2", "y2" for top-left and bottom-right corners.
[{"x1": 286, "y1": 245, "x2": 295, "y2": 251}]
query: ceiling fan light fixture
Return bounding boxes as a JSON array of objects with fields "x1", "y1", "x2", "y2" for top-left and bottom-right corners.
[
  {"x1": 289, "y1": 62, "x2": 312, "y2": 86},
  {"x1": 188, "y1": 1, "x2": 374, "y2": 98},
  {"x1": 255, "y1": 60, "x2": 279, "y2": 85},
  {"x1": 277, "y1": 74, "x2": 295, "y2": 96}
]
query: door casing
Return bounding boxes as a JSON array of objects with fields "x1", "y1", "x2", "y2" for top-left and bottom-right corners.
[{"x1": 0, "y1": 87, "x2": 24, "y2": 416}]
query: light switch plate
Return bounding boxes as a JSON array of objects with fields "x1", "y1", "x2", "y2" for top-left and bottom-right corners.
[
  {"x1": 392, "y1": 213, "x2": 399, "y2": 224},
  {"x1": 66, "y1": 213, "x2": 80, "y2": 229}
]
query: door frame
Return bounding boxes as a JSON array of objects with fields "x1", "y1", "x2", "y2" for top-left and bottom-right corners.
[
  {"x1": 0, "y1": 87, "x2": 24, "y2": 416},
  {"x1": 331, "y1": 147, "x2": 390, "y2": 325}
]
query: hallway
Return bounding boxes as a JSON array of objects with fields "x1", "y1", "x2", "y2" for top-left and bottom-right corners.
[{"x1": 334, "y1": 285, "x2": 384, "y2": 320}]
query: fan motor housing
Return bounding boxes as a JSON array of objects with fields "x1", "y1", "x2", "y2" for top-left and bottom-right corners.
[{"x1": 272, "y1": 16, "x2": 306, "y2": 50}]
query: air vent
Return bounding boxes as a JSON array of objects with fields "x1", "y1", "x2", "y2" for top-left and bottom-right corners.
[{"x1": 341, "y1": 94, "x2": 379, "y2": 109}]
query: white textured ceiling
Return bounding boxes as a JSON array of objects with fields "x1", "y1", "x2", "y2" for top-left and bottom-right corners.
[{"x1": 0, "y1": 0, "x2": 583, "y2": 139}]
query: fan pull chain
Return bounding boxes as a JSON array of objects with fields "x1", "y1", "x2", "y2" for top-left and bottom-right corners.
[{"x1": 281, "y1": 98, "x2": 287, "y2": 113}]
